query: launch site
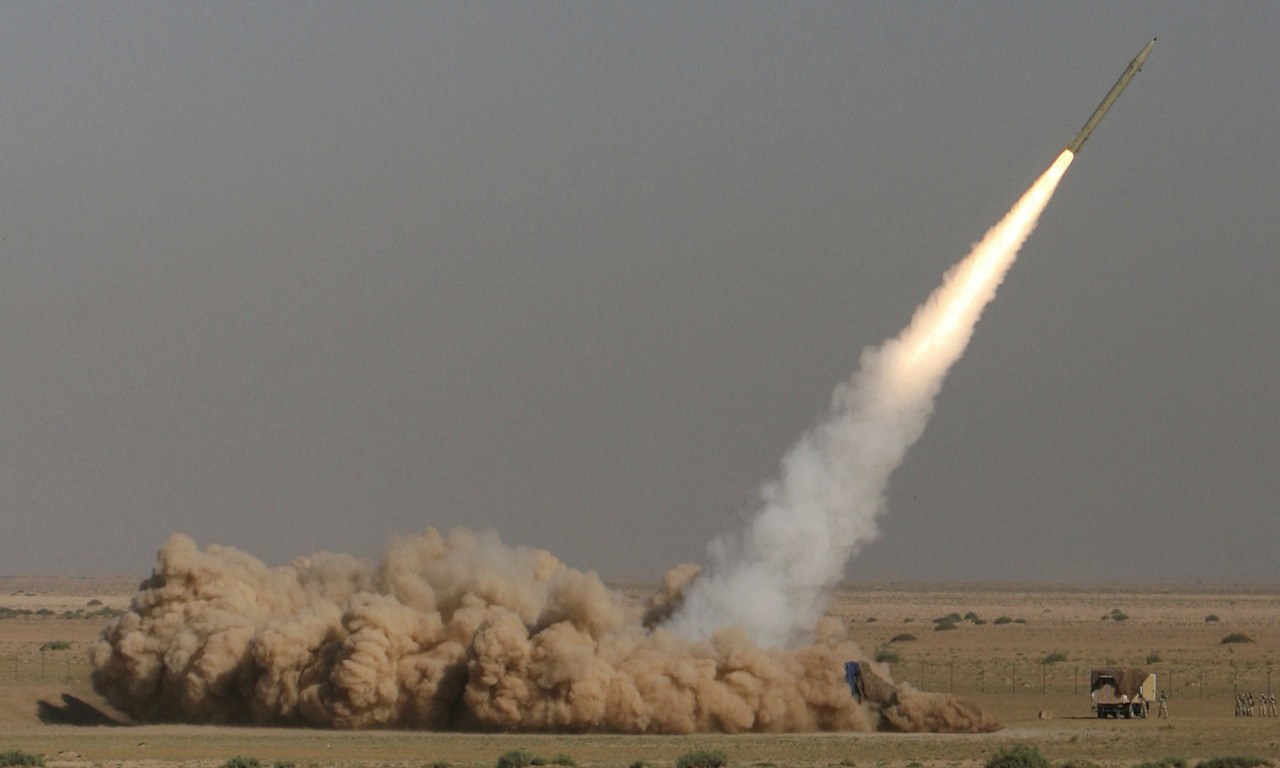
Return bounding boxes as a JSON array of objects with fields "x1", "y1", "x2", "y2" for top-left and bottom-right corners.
[
  {"x1": 4, "y1": 3, "x2": 1280, "y2": 768},
  {"x1": 3, "y1": 577, "x2": 1280, "y2": 765}
]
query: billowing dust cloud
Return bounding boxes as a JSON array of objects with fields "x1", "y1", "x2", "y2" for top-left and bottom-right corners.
[
  {"x1": 668, "y1": 151, "x2": 1075, "y2": 648},
  {"x1": 91, "y1": 529, "x2": 997, "y2": 733}
]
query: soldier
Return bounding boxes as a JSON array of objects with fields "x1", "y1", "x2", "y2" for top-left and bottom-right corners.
[
  {"x1": 1157, "y1": 692, "x2": 1169, "y2": 719},
  {"x1": 1235, "y1": 693, "x2": 1244, "y2": 717},
  {"x1": 1246, "y1": 692, "x2": 1255, "y2": 717},
  {"x1": 1270, "y1": 692, "x2": 1277, "y2": 716}
]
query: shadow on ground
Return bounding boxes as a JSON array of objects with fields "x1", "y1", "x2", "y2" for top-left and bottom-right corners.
[{"x1": 38, "y1": 693, "x2": 123, "y2": 726}]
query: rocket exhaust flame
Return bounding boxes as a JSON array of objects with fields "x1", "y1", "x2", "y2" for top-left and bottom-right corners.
[{"x1": 667, "y1": 151, "x2": 1075, "y2": 648}]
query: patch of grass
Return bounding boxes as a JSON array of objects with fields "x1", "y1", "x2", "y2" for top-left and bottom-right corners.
[
  {"x1": 497, "y1": 751, "x2": 536, "y2": 768},
  {"x1": 985, "y1": 744, "x2": 1049, "y2": 768},
  {"x1": 1146, "y1": 652, "x2": 1163, "y2": 664},
  {"x1": 222, "y1": 758, "x2": 261, "y2": 768},
  {"x1": 1132, "y1": 759, "x2": 1187, "y2": 768},
  {"x1": 549, "y1": 756, "x2": 576, "y2": 768},
  {"x1": 1041, "y1": 651, "x2": 1068, "y2": 665},
  {"x1": 1106, "y1": 608, "x2": 1129, "y2": 621},
  {"x1": 1205, "y1": 614, "x2": 1220, "y2": 623},
  {"x1": 889, "y1": 633, "x2": 916, "y2": 642},
  {"x1": 38, "y1": 640, "x2": 72, "y2": 651},
  {"x1": 934, "y1": 618, "x2": 958, "y2": 631},
  {"x1": 0, "y1": 751, "x2": 45, "y2": 768},
  {"x1": 993, "y1": 616, "x2": 1014, "y2": 625},
  {"x1": 874, "y1": 645, "x2": 903, "y2": 664},
  {"x1": 1193, "y1": 758, "x2": 1270, "y2": 768},
  {"x1": 676, "y1": 750, "x2": 728, "y2": 768},
  {"x1": 1221, "y1": 633, "x2": 1254, "y2": 644}
]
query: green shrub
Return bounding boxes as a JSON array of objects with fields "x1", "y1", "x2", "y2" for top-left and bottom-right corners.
[
  {"x1": 1041, "y1": 651, "x2": 1067, "y2": 665},
  {"x1": 628, "y1": 762, "x2": 647, "y2": 768},
  {"x1": 1109, "y1": 608, "x2": 1129, "y2": 621},
  {"x1": 1204, "y1": 614, "x2": 1220, "y2": 623},
  {"x1": 1221, "y1": 633, "x2": 1254, "y2": 644},
  {"x1": 550, "y1": 756, "x2": 576, "y2": 768},
  {"x1": 38, "y1": 640, "x2": 72, "y2": 651},
  {"x1": 875, "y1": 645, "x2": 903, "y2": 664},
  {"x1": 428, "y1": 761, "x2": 450, "y2": 768},
  {"x1": 1058, "y1": 760, "x2": 1100, "y2": 768},
  {"x1": 0, "y1": 751, "x2": 44, "y2": 767},
  {"x1": 934, "y1": 618, "x2": 957, "y2": 631},
  {"x1": 272, "y1": 762, "x2": 296, "y2": 768},
  {"x1": 497, "y1": 751, "x2": 537, "y2": 768},
  {"x1": 889, "y1": 633, "x2": 916, "y2": 643},
  {"x1": 1146, "y1": 652, "x2": 1163, "y2": 664},
  {"x1": 222, "y1": 758, "x2": 261, "y2": 768},
  {"x1": 675, "y1": 750, "x2": 728, "y2": 768},
  {"x1": 985, "y1": 744, "x2": 1049, "y2": 768},
  {"x1": 1193, "y1": 758, "x2": 1269, "y2": 768},
  {"x1": 993, "y1": 616, "x2": 1013, "y2": 625},
  {"x1": 963, "y1": 611, "x2": 980, "y2": 621}
]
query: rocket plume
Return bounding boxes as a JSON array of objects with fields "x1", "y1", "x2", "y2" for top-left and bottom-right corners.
[
  {"x1": 667, "y1": 151, "x2": 1076, "y2": 648},
  {"x1": 89, "y1": 151, "x2": 1083, "y2": 736}
]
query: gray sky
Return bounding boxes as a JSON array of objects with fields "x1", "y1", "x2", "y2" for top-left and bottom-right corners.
[{"x1": 3, "y1": 2, "x2": 1277, "y2": 584}]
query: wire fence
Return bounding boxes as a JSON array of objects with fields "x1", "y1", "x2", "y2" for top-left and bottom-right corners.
[
  {"x1": 4, "y1": 652, "x2": 92, "y2": 683},
  {"x1": 883, "y1": 660, "x2": 1278, "y2": 700}
]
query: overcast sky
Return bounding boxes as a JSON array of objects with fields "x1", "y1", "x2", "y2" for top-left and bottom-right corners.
[{"x1": 3, "y1": 2, "x2": 1277, "y2": 584}]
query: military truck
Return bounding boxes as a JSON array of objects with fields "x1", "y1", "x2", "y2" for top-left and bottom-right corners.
[{"x1": 1090, "y1": 668, "x2": 1156, "y2": 718}]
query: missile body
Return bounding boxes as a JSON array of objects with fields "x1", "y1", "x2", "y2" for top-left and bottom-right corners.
[{"x1": 1066, "y1": 38, "x2": 1156, "y2": 154}]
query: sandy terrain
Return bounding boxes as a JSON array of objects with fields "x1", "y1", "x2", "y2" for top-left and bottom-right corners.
[{"x1": 2, "y1": 577, "x2": 1278, "y2": 767}]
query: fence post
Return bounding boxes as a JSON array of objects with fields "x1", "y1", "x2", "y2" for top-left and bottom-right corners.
[
  {"x1": 950, "y1": 660, "x2": 954, "y2": 694},
  {"x1": 920, "y1": 660, "x2": 925, "y2": 690}
]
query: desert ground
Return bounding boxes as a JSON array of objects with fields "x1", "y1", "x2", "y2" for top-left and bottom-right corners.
[{"x1": 2, "y1": 577, "x2": 1278, "y2": 768}]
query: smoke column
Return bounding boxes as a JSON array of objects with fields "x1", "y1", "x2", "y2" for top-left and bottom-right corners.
[{"x1": 668, "y1": 150, "x2": 1076, "y2": 648}]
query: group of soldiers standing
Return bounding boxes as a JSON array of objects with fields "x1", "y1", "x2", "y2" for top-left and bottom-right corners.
[{"x1": 1235, "y1": 691, "x2": 1278, "y2": 717}]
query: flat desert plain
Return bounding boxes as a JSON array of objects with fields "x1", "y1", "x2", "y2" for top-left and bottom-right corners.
[{"x1": 2, "y1": 578, "x2": 1279, "y2": 768}]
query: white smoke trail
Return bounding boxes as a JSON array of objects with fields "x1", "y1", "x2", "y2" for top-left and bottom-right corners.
[{"x1": 668, "y1": 150, "x2": 1076, "y2": 647}]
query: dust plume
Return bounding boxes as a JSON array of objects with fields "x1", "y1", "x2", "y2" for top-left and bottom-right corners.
[
  {"x1": 667, "y1": 151, "x2": 1075, "y2": 648},
  {"x1": 92, "y1": 530, "x2": 997, "y2": 732}
]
